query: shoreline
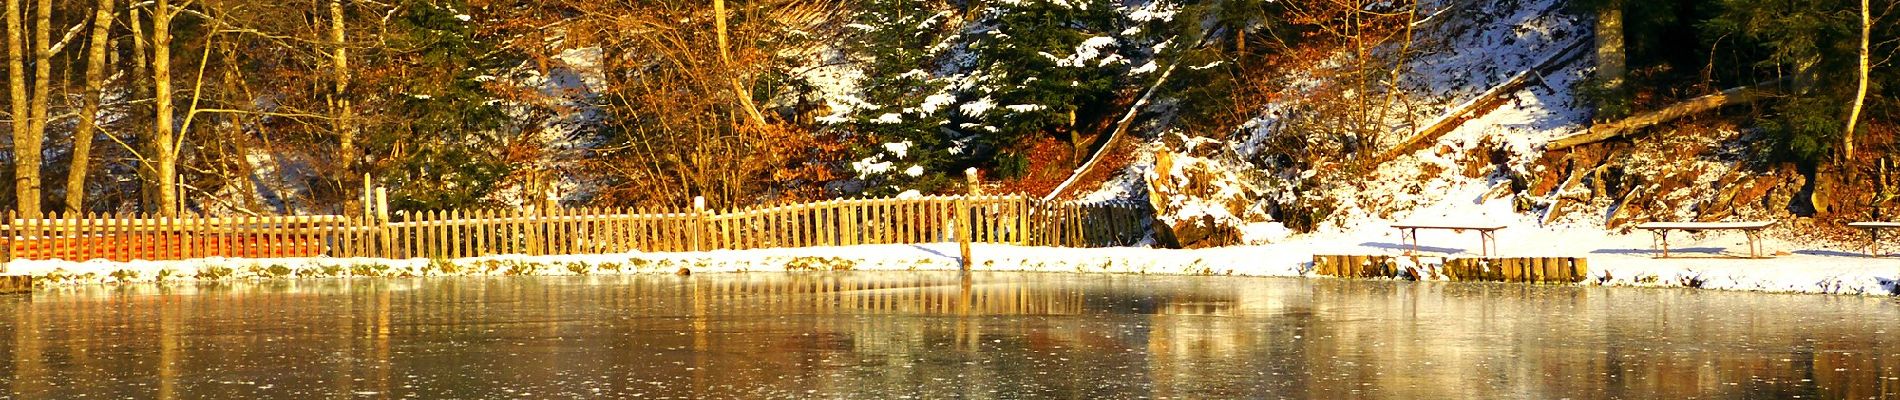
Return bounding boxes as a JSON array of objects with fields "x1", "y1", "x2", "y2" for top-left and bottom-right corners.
[{"x1": 5, "y1": 242, "x2": 1897, "y2": 297}]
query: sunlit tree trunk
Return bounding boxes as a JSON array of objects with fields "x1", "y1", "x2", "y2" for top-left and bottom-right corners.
[
  {"x1": 4, "y1": 0, "x2": 27, "y2": 213},
  {"x1": 129, "y1": 6, "x2": 158, "y2": 212},
  {"x1": 1843, "y1": 0, "x2": 1869, "y2": 158},
  {"x1": 19, "y1": 0, "x2": 52, "y2": 216},
  {"x1": 713, "y1": 0, "x2": 768, "y2": 127},
  {"x1": 1594, "y1": 0, "x2": 1625, "y2": 97},
  {"x1": 153, "y1": 0, "x2": 179, "y2": 216},
  {"x1": 65, "y1": 0, "x2": 114, "y2": 213},
  {"x1": 4, "y1": 0, "x2": 52, "y2": 216},
  {"x1": 330, "y1": 0, "x2": 356, "y2": 187}
]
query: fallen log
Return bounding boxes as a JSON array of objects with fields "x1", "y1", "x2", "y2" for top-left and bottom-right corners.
[
  {"x1": 1044, "y1": 62, "x2": 1178, "y2": 201},
  {"x1": 1546, "y1": 79, "x2": 1786, "y2": 151},
  {"x1": 1365, "y1": 38, "x2": 1589, "y2": 168}
]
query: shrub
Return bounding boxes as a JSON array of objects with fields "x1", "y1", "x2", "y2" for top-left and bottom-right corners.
[{"x1": 197, "y1": 266, "x2": 235, "y2": 280}]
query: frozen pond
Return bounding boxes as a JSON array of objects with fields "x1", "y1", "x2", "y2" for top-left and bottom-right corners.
[{"x1": 3, "y1": 272, "x2": 1898, "y2": 398}]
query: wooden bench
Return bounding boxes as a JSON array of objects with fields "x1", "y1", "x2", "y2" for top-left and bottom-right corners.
[
  {"x1": 1634, "y1": 221, "x2": 1775, "y2": 259},
  {"x1": 1392, "y1": 223, "x2": 1507, "y2": 256},
  {"x1": 1848, "y1": 222, "x2": 1900, "y2": 257}
]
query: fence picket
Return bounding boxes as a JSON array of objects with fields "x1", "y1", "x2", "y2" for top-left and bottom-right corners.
[
  {"x1": 557, "y1": 207, "x2": 572, "y2": 255},
  {"x1": 581, "y1": 207, "x2": 595, "y2": 254},
  {"x1": 433, "y1": 210, "x2": 447, "y2": 259},
  {"x1": 627, "y1": 207, "x2": 641, "y2": 252},
  {"x1": 111, "y1": 214, "x2": 122, "y2": 261}
]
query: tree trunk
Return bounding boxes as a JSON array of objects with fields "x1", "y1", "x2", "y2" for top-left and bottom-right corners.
[
  {"x1": 5, "y1": 0, "x2": 27, "y2": 214},
  {"x1": 1547, "y1": 79, "x2": 1784, "y2": 151},
  {"x1": 153, "y1": 0, "x2": 178, "y2": 216},
  {"x1": 129, "y1": 6, "x2": 158, "y2": 213},
  {"x1": 19, "y1": 0, "x2": 50, "y2": 216},
  {"x1": 1594, "y1": 0, "x2": 1625, "y2": 92},
  {"x1": 1844, "y1": 0, "x2": 1870, "y2": 158},
  {"x1": 713, "y1": 0, "x2": 768, "y2": 126},
  {"x1": 65, "y1": 0, "x2": 113, "y2": 213},
  {"x1": 330, "y1": 0, "x2": 356, "y2": 192}
]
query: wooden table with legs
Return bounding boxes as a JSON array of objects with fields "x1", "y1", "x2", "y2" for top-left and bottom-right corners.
[
  {"x1": 1848, "y1": 222, "x2": 1900, "y2": 257},
  {"x1": 1634, "y1": 221, "x2": 1775, "y2": 259},
  {"x1": 1391, "y1": 223, "x2": 1507, "y2": 257}
]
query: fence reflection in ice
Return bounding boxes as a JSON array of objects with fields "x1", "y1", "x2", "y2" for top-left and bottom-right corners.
[{"x1": 3, "y1": 274, "x2": 1898, "y2": 398}]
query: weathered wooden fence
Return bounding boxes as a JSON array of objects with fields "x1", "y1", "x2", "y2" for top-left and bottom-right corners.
[{"x1": 1, "y1": 195, "x2": 1149, "y2": 262}]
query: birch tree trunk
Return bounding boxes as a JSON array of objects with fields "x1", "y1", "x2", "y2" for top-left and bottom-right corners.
[
  {"x1": 65, "y1": 0, "x2": 113, "y2": 213},
  {"x1": 1843, "y1": 0, "x2": 1870, "y2": 158}
]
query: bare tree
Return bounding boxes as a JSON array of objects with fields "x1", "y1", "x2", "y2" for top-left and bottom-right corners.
[
  {"x1": 64, "y1": 0, "x2": 113, "y2": 213},
  {"x1": 4, "y1": 0, "x2": 26, "y2": 214},
  {"x1": 4, "y1": 0, "x2": 55, "y2": 215},
  {"x1": 151, "y1": 0, "x2": 180, "y2": 216},
  {"x1": 1843, "y1": 0, "x2": 1869, "y2": 158},
  {"x1": 127, "y1": 5, "x2": 159, "y2": 212},
  {"x1": 714, "y1": 0, "x2": 768, "y2": 127},
  {"x1": 329, "y1": 0, "x2": 356, "y2": 196},
  {"x1": 20, "y1": 0, "x2": 52, "y2": 216}
]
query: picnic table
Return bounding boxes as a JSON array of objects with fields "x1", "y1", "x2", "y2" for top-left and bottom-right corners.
[
  {"x1": 1847, "y1": 222, "x2": 1900, "y2": 257},
  {"x1": 1634, "y1": 221, "x2": 1775, "y2": 259},
  {"x1": 1391, "y1": 223, "x2": 1507, "y2": 257}
]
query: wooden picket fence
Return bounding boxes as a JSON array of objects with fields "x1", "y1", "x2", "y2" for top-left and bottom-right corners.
[
  {"x1": 1, "y1": 195, "x2": 1149, "y2": 262},
  {"x1": 3, "y1": 215, "x2": 353, "y2": 261}
]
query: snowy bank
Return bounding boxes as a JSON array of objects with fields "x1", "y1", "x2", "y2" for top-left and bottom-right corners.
[{"x1": 6, "y1": 237, "x2": 1898, "y2": 296}]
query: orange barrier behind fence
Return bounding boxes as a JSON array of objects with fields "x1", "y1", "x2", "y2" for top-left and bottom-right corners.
[
  {"x1": 2, "y1": 215, "x2": 354, "y2": 262},
  {"x1": 0, "y1": 195, "x2": 1151, "y2": 262},
  {"x1": 7, "y1": 233, "x2": 327, "y2": 261}
]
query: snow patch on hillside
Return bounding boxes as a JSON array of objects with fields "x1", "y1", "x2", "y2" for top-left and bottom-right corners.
[{"x1": 1119, "y1": 0, "x2": 1594, "y2": 246}]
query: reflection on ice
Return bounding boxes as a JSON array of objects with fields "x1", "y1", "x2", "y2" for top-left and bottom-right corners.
[{"x1": 2, "y1": 273, "x2": 1897, "y2": 398}]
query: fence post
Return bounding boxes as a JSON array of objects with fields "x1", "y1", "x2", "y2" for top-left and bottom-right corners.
[
  {"x1": 957, "y1": 197, "x2": 972, "y2": 271},
  {"x1": 2, "y1": 211, "x2": 13, "y2": 264},
  {"x1": 375, "y1": 187, "x2": 390, "y2": 258},
  {"x1": 361, "y1": 172, "x2": 373, "y2": 220},
  {"x1": 691, "y1": 196, "x2": 706, "y2": 252}
]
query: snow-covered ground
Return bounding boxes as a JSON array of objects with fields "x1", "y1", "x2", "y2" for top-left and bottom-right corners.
[{"x1": 8, "y1": 231, "x2": 1897, "y2": 296}]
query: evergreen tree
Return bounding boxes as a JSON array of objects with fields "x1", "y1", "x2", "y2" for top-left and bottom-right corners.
[
  {"x1": 833, "y1": 0, "x2": 960, "y2": 196},
  {"x1": 1705, "y1": 0, "x2": 1863, "y2": 162},
  {"x1": 835, "y1": 0, "x2": 1177, "y2": 193},
  {"x1": 962, "y1": 0, "x2": 1141, "y2": 176},
  {"x1": 365, "y1": 0, "x2": 518, "y2": 210}
]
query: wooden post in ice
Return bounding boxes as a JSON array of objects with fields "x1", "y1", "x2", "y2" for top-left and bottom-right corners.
[
  {"x1": 690, "y1": 196, "x2": 706, "y2": 252},
  {"x1": 957, "y1": 197, "x2": 972, "y2": 272},
  {"x1": 959, "y1": 168, "x2": 979, "y2": 271}
]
